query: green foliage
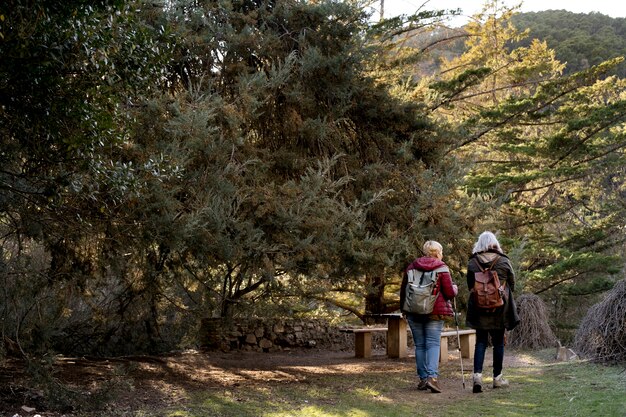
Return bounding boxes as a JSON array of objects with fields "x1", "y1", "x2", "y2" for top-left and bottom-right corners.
[
  {"x1": 0, "y1": 0, "x2": 179, "y2": 355},
  {"x1": 1, "y1": 0, "x2": 475, "y2": 356},
  {"x1": 143, "y1": 0, "x2": 472, "y2": 322},
  {"x1": 512, "y1": 10, "x2": 626, "y2": 77},
  {"x1": 428, "y1": 2, "x2": 626, "y2": 335},
  {"x1": 3, "y1": 0, "x2": 626, "y2": 358}
]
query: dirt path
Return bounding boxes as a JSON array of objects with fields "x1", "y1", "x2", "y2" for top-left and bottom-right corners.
[{"x1": 0, "y1": 348, "x2": 550, "y2": 416}]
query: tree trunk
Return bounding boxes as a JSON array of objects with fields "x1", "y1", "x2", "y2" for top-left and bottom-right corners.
[{"x1": 364, "y1": 274, "x2": 387, "y2": 324}]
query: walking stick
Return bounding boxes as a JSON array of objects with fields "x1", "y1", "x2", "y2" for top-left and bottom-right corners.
[{"x1": 453, "y1": 298, "x2": 466, "y2": 389}]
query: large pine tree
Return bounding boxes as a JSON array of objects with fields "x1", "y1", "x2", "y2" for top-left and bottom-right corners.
[{"x1": 140, "y1": 0, "x2": 471, "y2": 322}]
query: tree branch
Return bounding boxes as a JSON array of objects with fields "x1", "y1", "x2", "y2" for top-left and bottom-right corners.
[{"x1": 534, "y1": 272, "x2": 583, "y2": 295}]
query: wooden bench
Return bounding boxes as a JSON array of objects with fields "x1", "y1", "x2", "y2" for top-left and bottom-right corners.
[
  {"x1": 340, "y1": 327, "x2": 388, "y2": 358},
  {"x1": 340, "y1": 322, "x2": 475, "y2": 362},
  {"x1": 340, "y1": 314, "x2": 408, "y2": 359},
  {"x1": 439, "y1": 329, "x2": 476, "y2": 363}
]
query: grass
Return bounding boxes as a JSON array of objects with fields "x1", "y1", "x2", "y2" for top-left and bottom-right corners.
[
  {"x1": 159, "y1": 349, "x2": 625, "y2": 417},
  {"x1": 444, "y1": 362, "x2": 626, "y2": 417}
]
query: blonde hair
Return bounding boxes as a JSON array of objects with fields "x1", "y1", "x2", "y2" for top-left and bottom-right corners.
[{"x1": 423, "y1": 240, "x2": 443, "y2": 258}]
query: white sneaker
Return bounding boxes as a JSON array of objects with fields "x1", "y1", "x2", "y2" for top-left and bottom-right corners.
[
  {"x1": 472, "y1": 373, "x2": 483, "y2": 393},
  {"x1": 493, "y1": 374, "x2": 509, "y2": 388}
]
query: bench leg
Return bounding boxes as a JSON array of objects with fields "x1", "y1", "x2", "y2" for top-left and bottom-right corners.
[
  {"x1": 439, "y1": 336, "x2": 449, "y2": 363},
  {"x1": 355, "y1": 332, "x2": 372, "y2": 358},
  {"x1": 460, "y1": 334, "x2": 475, "y2": 359},
  {"x1": 387, "y1": 318, "x2": 407, "y2": 358}
]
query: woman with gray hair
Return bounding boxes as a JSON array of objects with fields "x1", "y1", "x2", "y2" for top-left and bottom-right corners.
[{"x1": 466, "y1": 231, "x2": 519, "y2": 393}]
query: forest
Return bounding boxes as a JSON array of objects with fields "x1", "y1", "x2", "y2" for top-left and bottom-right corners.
[
  {"x1": 1, "y1": 0, "x2": 625, "y2": 360},
  {"x1": 512, "y1": 9, "x2": 626, "y2": 77}
]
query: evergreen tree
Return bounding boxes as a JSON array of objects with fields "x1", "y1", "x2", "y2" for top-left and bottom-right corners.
[
  {"x1": 512, "y1": 10, "x2": 626, "y2": 77},
  {"x1": 137, "y1": 0, "x2": 471, "y2": 323},
  {"x1": 430, "y1": 1, "x2": 626, "y2": 339},
  {"x1": 0, "y1": 0, "x2": 176, "y2": 354}
]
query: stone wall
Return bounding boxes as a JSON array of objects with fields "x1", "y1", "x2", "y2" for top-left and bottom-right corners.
[{"x1": 199, "y1": 318, "x2": 389, "y2": 352}]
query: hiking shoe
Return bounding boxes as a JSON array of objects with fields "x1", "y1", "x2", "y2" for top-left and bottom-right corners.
[
  {"x1": 493, "y1": 374, "x2": 509, "y2": 388},
  {"x1": 472, "y1": 373, "x2": 483, "y2": 393},
  {"x1": 426, "y1": 377, "x2": 442, "y2": 393},
  {"x1": 417, "y1": 378, "x2": 428, "y2": 390}
]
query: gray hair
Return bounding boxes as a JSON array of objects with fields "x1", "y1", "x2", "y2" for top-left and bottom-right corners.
[{"x1": 472, "y1": 231, "x2": 502, "y2": 254}]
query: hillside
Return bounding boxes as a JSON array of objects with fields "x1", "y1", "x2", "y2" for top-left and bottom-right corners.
[
  {"x1": 512, "y1": 10, "x2": 626, "y2": 76},
  {"x1": 407, "y1": 10, "x2": 626, "y2": 77}
]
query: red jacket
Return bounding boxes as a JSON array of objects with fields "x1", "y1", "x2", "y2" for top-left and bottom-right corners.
[{"x1": 400, "y1": 257, "x2": 457, "y2": 316}]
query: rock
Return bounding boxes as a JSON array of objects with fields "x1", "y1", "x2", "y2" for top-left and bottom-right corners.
[
  {"x1": 556, "y1": 346, "x2": 578, "y2": 361},
  {"x1": 259, "y1": 338, "x2": 273, "y2": 349}
]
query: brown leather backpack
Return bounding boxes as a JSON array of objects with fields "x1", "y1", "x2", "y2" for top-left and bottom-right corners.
[{"x1": 472, "y1": 256, "x2": 506, "y2": 310}]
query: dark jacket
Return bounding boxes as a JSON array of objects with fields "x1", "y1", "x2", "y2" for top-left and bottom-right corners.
[
  {"x1": 400, "y1": 257, "x2": 457, "y2": 317},
  {"x1": 466, "y1": 250, "x2": 520, "y2": 330}
]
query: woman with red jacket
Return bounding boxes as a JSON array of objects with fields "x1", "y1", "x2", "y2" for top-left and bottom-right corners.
[{"x1": 400, "y1": 241, "x2": 458, "y2": 393}]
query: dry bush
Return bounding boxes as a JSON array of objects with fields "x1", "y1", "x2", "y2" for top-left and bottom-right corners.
[
  {"x1": 574, "y1": 279, "x2": 626, "y2": 363},
  {"x1": 508, "y1": 293, "x2": 558, "y2": 349}
]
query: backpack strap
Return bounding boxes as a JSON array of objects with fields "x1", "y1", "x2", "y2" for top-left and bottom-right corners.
[
  {"x1": 431, "y1": 266, "x2": 449, "y2": 293},
  {"x1": 407, "y1": 269, "x2": 425, "y2": 285},
  {"x1": 407, "y1": 266, "x2": 449, "y2": 285},
  {"x1": 423, "y1": 266, "x2": 449, "y2": 288}
]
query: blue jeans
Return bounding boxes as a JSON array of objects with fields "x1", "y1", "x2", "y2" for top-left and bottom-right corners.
[
  {"x1": 473, "y1": 329, "x2": 505, "y2": 377},
  {"x1": 406, "y1": 314, "x2": 444, "y2": 379}
]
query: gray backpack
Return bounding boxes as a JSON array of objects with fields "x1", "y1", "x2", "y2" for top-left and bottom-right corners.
[{"x1": 403, "y1": 266, "x2": 449, "y2": 314}]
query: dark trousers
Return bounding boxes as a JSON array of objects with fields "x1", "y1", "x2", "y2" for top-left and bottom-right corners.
[{"x1": 473, "y1": 328, "x2": 505, "y2": 377}]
